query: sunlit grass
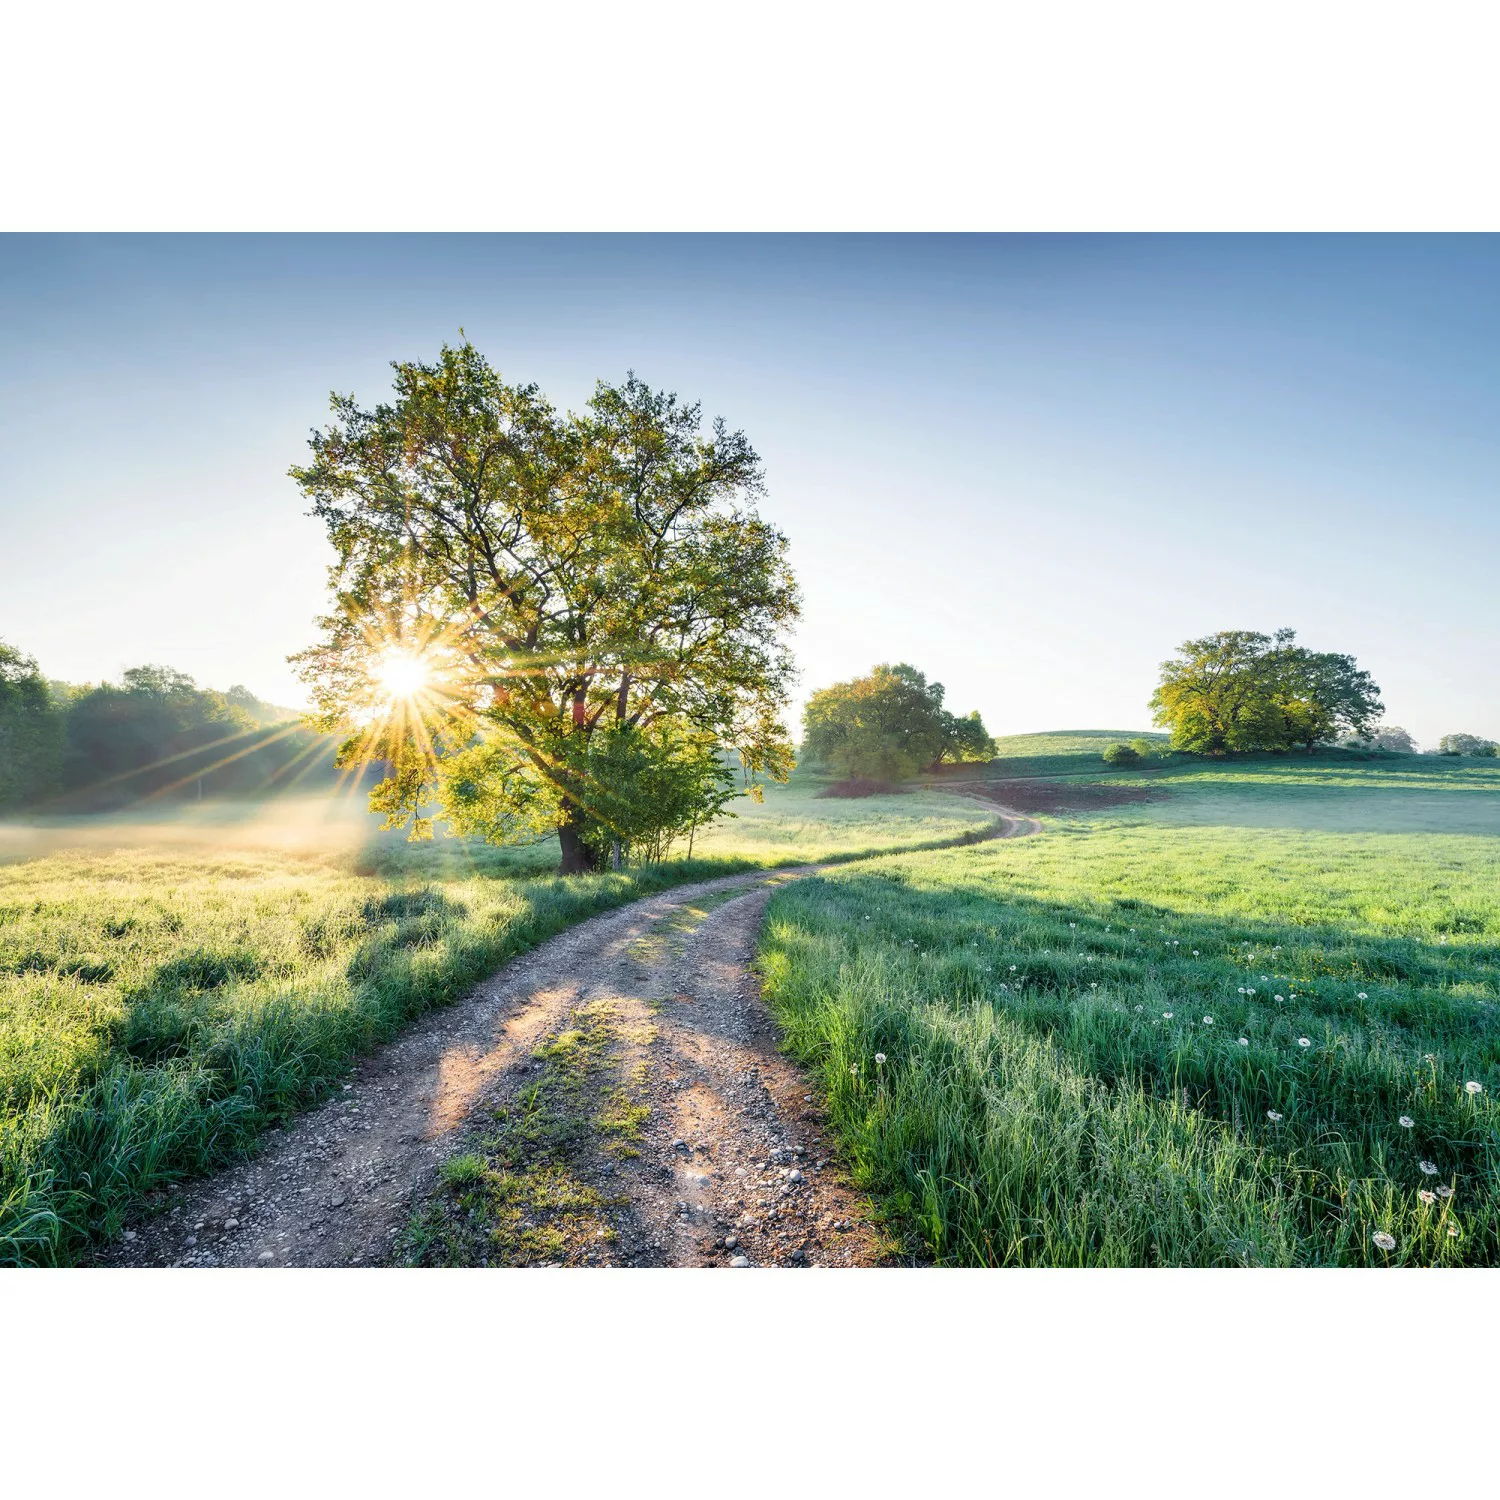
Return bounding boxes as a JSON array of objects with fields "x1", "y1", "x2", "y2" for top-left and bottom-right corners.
[{"x1": 759, "y1": 773, "x2": 1500, "y2": 1266}]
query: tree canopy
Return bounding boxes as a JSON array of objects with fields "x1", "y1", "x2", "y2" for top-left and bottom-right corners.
[
  {"x1": 800, "y1": 663, "x2": 994, "y2": 781},
  {"x1": 1437, "y1": 733, "x2": 1498, "y2": 757},
  {"x1": 0, "y1": 639, "x2": 63, "y2": 810},
  {"x1": 1150, "y1": 629, "x2": 1382, "y2": 755},
  {"x1": 291, "y1": 343, "x2": 799, "y2": 872}
]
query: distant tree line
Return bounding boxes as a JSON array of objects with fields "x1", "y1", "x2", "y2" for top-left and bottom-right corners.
[
  {"x1": 1150, "y1": 629, "x2": 1383, "y2": 755},
  {"x1": 1436, "y1": 733, "x2": 1498, "y2": 757},
  {"x1": 800, "y1": 663, "x2": 994, "y2": 782},
  {"x1": 0, "y1": 638, "x2": 337, "y2": 813}
]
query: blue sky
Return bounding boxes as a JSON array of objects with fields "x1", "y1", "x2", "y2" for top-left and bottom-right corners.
[{"x1": 2, "y1": 234, "x2": 1496, "y2": 746}]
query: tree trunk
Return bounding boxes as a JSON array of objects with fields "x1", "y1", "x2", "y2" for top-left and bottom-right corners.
[{"x1": 558, "y1": 808, "x2": 600, "y2": 875}]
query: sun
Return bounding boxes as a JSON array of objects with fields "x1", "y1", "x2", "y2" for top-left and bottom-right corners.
[{"x1": 374, "y1": 651, "x2": 432, "y2": 702}]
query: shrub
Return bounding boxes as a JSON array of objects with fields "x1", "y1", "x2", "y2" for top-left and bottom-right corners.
[{"x1": 1102, "y1": 743, "x2": 1142, "y2": 768}]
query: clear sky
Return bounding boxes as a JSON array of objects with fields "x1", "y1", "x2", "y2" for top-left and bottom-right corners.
[{"x1": 2, "y1": 234, "x2": 1496, "y2": 747}]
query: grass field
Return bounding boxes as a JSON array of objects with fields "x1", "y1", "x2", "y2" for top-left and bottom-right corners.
[
  {"x1": 0, "y1": 779, "x2": 993, "y2": 1264},
  {"x1": 759, "y1": 756, "x2": 1500, "y2": 1266},
  {"x1": 928, "y1": 728, "x2": 1170, "y2": 782}
]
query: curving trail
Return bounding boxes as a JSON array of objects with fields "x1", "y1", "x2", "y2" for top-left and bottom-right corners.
[{"x1": 103, "y1": 809, "x2": 1039, "y2": 1269}]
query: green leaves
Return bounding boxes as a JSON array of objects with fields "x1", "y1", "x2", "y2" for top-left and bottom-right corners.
[
  {"x1": 1151, "y1": 628, "x2": 1383, "y2": 755},
  {"x1": 801, "y1": 663, "x2": 993, "y2": 782},
  {"x1": 290, "y1": 344, "x2": 799, "y2": 869}
]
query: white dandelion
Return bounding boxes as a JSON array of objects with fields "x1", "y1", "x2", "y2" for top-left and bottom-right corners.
[
  {"x1": 1372, "y1": 1231, "x2": 1396, "y2": 1252},
  {"x1": 1238, "y1": 1038, "x2": 1249, "y2": 1047},
  {"x1": 1436, "y1": 1184, "x2": 1453, "y2": 1199},
  {"x1": 1275, "y1": 995, "x2": 1284, "y2": 1002},
  {"x1": 1238, "y1": 987, "x2": 1246, "y2": 995},
  {"x1": 1465, "y1": 1081, "x2": 1484, "y2": 1095},
  {"x1": 1446, "y1": 1224, "x2": 1461, "y2": 1238},
  {"x1": 1297, "y1": 1037, "x2": 1311, "y2": 1048},
  {"x1": 1419, "y1": 1160, "x2": 1439, "y2": 1176},
  {"x1": 1267, "y1": 1110, "x2": 1284, "y2": 1123},
  {"x1": 1203, "y1": 1016, "x2": 1214, "y2": 1026},
  {"x1": 1418, "y1": 1189, "x2": 1437, "y2": 1205},
  {"x1": 874, "y1": 1053, "x2": 886, "y2": 1066},
  {"x1": 1398, "y1": 1116, "x2": 1414, "y2": 1129},
  {"x1": 1162, "y1": 1011, "x2": 1173, "y2": 1020},
  {"x1": 1357, "y1": 992, "x2": 1368, "y2": 1000}
]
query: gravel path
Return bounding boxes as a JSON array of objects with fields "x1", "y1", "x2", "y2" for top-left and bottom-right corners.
[{"x1": 103, "y1": 811, "x2": 1038, "y2": 1269}]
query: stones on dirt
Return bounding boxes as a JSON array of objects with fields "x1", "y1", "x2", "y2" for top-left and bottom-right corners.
[{"x1": 729, "y1": 1255, "x2": 751, "y2": 1267}]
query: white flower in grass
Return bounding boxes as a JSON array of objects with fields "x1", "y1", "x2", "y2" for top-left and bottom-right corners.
[
  {"x1": 1372, "y1": 1231, "x2": 1396, "y2": 1252},
  {"x1": 1357, "y1": 992, "x2": 1368, "y2": 1000},
  {"x1": 1238, "y1": 1037, "x2": 1249, "y2": 1046},
  {"x1": 1297, "y1": 1037, "x2": 1311, "y2": 1048},
  {"x1": 1419, "y1": 1160, "x2": 1439, "y2": 1176},
  {"x1": 1192, "y1": 950, "x2": 1199, "y2": 956},
  {"x1": 1090, "y1": 982, "x2": 1098, "y2": 989},
  {"x1": 1447, "y1": 1223, "x2": 1461, "y2": 1238},
  {"x1": 1267, "y1": 1110, "x2": 1284, "y2": 1123},
  {"x1": 1436, "y1": 1184, "x2": 1453, "y2": 1199},
  {"x1": 1162, "y1": 1012, "x2": 1173, "y2": 1020},
  {"x1": 1238, "y1": 987, "x2": 1247, "y2": 995},
  {"x1": 1261, "y1": 975, "x2": 1268, "y2": 982},
  {"x1": 1135, "y1": 1005, "x2": 1143, "y2": 1013},
  {"x1": 1275, "y1": 995, "x2": 1284, "y2": 1002},
  {"x1": 1069, "y1": 923, "x2": 1076, "y2": 929},
  {"x1": 1418, "y1": 1189, "x2": 1437, "y2": 1205},
  {"x1": 1248, "y1": 988, "x2": 1257, "y2": 996},
  {"x1": 1202, "y1": 1016, "x2": 1214, "y2": 1025},
  {"x1": 1465, "y1": 1081, "x2": 1484, "y2": 1095},
  {"x1": 1009, "y1": 965, "x2": 1017, "y2": 972},
  {"x1": 1398, "y1": 1116, "x2": 1415, "y2": 1129}
]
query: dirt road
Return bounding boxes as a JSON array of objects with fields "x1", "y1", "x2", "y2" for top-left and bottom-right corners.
[{"x1": 104, "y1": 811, "x2": 1038, "y2": 1269}]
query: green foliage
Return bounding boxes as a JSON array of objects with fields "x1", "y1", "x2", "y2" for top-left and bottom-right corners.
[
  {"x1": 291, "y1": 342, "x2": 800, "y2": 873},
  {"x1": 1150, "y1": 628, "x2": 1382, "y2": 755},
  {"x1": 1439, "y1": 734, "x2": 1497, "y2": 757},
  {"x1": 0, "y1": 641, "x2": 63, "y2": 810},
  {"x1": 1101, "y1": 743, "x2": 1141, "y2": 767},
  {"x1": 760, "y1": 770, "x2": 1500, "y2": 1266},
  {"x1": 801, "y1": 663, "x2": 993, "y2": 782},
  {"x1": 1128, "y1": 738, "x2": 1156, "y2": 760}
]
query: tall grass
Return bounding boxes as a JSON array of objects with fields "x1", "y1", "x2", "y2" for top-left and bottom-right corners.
[
  {"x1": 759, "y1": 812, "x2": 1500, "y2": 1266},
  {"x1": 0, "y1": 780, "x2": 994, "y2": 1265},
  {"x1": 0, "y1": 842, "x2": 760, "y2": 1264}
]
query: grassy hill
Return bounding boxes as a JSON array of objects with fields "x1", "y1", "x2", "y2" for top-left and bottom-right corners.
[
  {"x1": 760, "y1": 751, "x2": 1500, "y2": 1267},
  {"x1": 928, "y1": 728, "x2": 1171, "y2": 782}
]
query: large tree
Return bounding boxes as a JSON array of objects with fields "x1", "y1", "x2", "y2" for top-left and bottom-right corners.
[
  {"x1": 1151, "y1": 628, "x2": 1382, "y2": 754},
  {"x1": 800, "y1": 663, "x2": 994, "y2": 781},
  {"x1": 291, "y1": 344, "x2": 799, "y2": 873}
]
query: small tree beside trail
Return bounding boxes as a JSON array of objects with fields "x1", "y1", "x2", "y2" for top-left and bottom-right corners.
[
  {"x1": 1150, "y1": 629, "x2": 1382, "y2": 755},
  {"x1": 292, "y1": 343, "x2": 799, "y2": 874},
  {"x1": 800, "y1": 663, "x2": 994, "y2": 781}
]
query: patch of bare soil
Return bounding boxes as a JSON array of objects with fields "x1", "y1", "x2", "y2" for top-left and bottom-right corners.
[
  {"x1": 100, "y1": 812, "x2": 1039, "y2": 1270},
  {"x1": 946, "y1": 779, "x2": 1162, "y2": 814}
]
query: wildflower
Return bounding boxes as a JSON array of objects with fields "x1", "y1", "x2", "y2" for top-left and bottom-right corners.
[
  {"x1": 1090, "y1": 982, "x2": 1098, "y2": 989},
  {"x1": 1357, "y1": 992, "x2": 1368, "y2": 1000},
  {"x1": 1260, "y1": 975, "x2": 1268, "y2": 982},
  {"x1": 1436, "y1": 1185, "x2": 1453, "y2": 1199},
  {"x1": 1192, "y1": 950, "x2": 1199, "y2": 956},
  {"x1": 1238, "y1": 987, "x2": 1246, "y2": 995},
  {"x1": 1398, "y1": 1116, "x2": 1414, "y2": 1129},
  {"x1": 874, "y1": 1053, "x2": 886, "y2": 1066},
  {"x1": 1135, "y1": 1005, "x2": 1143, "y2": 1012},
  {"x1": 850, "y1": 1064, "x2": 859, "y2": 1076},
  {"x1": 1248, "y1": 988, "x2": 1256, "y2": 995},
  {"x1": 1372, "y1": 1231, "x2": 1396, "y2": 1252},
  {"x1": 1238, "y1": 1037, "x2": 1249, "y2": 1046},
  {"x1": 1274, "y1": 995, "x2": 1284, "y2": 1002},
  {"x1": 1009, "y1": 965, "x2": 1017, "y2": 971},
  {"x1": 1465, "y1": 1081, "x2": 1484, "y2": 1095},
  {"x1": 1297, "y1": 1037, "x2": 1311, "y2": 1048},
  {"x1": 1419, "y1": 1161, "x2": 1438, "y2": 1176},
  {"x1": 1267, "y1": 1110, "x2": 1284, "y2": 1123},
  {"x1": 1418, "y1": 1190, "x2": 1436, "y2": 1205},
  {"x1": 1162, "y1": 1011, "x2": 1173, "y2": 1020},
  {"x1": 1446, "y1": 1224, "x2": 1460, "y2": 1238},
  {"x1": 1203, "y1": 1016, "x2": 1214, "y2": 1025}
]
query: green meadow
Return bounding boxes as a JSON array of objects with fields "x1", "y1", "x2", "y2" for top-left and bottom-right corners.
[
  {"x1": 0, "y1": 779, "x2": 993, "y2": 1265},
  {"x1": 759, "y1": 755, "x2": 1500, "y2": 1266}
]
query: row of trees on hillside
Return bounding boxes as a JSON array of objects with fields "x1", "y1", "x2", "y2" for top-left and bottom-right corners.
[
  {"x1": 0, "y1": 639, "x2": 333, "y2": 813},
  {"x1": 799, "y1": 663, "x2": 994, "y2": 781},
  {"x1": 1150, "y1": 629, "x2": 1383, "y2": 754}
]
